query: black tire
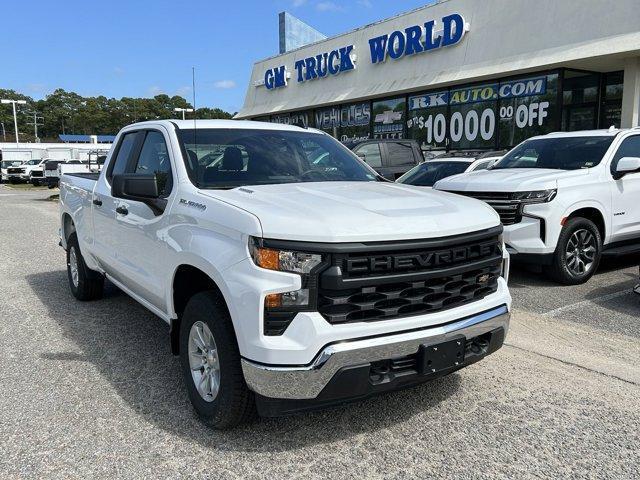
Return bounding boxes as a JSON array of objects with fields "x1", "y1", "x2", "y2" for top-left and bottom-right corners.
[
  {"x1": 545, "y1": 217, "x2": 602, "y2": 285},
  {"x1": 66, "y1": 232, "x2": 104, "y2": 300},
  {"x1": 179, "y1": 291, "x2": 256, "y2": 429}
]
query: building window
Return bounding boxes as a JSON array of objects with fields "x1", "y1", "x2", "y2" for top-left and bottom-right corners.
[
  {"x1": 372, "y1": 97, "x2": 405, "y2": 139},
  {"x1": 314, "y1": 106, "x2": 340, "y2": 137},
  {"x1": 498, "y1": 73, "x2": 559, "y2": 149},
  {"x1": 448, "y1": 83, "x2": 498, "y2": 150},
  {"x1": 562, "y1": 70, "x2": 600, "y2": 131},
  {"x1": 339, "y1": 102, "x2": 371, "y2": 144},
  {"x1": 600, "y1": 71, "x2": 624, "y2": 129},
  {"x1": 407, "y1": 90, "x2": 448, "y2": 152}
]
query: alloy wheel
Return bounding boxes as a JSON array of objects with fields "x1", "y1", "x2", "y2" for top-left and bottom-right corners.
[
  {"x1": 565, "y1": 229, "x2": 597, "y2": 276},
  {"x1": 188, "y1": 321, "x2": 221, "y2": 402}
]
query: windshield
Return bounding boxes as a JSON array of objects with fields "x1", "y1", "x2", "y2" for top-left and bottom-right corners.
[
  {"x1": 25, "y1": 159, "x2": 40, "y2": 165},
  {"x1": 397, "y1": 161, "x2": 470, "y2": 187},
  {"x1": 177, "y1": 128, "x2": 379, "y2": 189},
  {"x1": 493, "y1": 136, "x2": 615, "y2": 170},
  {"x1": 2, "y1": 161, "x2": 21, "y2": 168}
]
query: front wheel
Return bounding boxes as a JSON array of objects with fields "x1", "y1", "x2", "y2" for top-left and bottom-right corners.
[
  {"x1": 179, "y1": 291, "x2": 256, "y2": 429},
  {"x1": 545, "y1": 217, "x2": 602, "y2": 285}
]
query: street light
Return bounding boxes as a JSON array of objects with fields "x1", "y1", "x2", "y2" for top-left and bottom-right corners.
[
  {"x1": 0, "y1": 122, "x2": 5, "y2": 141},
  {"x1": 174, "y1": 107, "x2": 194, "y2": 120},
  {"x1": 1, "y1": 98, "x2": 27, "y2": 147}
]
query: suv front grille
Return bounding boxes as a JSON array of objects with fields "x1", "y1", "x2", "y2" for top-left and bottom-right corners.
[
  {"x1": 317, "y1": 227, "x2": 503, "y2": 324},
  {"x1": 445, "y1": 191, "x2": 522, "y2": 225}
]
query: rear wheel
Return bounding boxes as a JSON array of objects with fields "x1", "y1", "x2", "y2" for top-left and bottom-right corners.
[
  {"x1": 545, "y1": 218, "x2": 601, "y2": 285},
  {"x1": 179, "y1": 291, "x2": 256, "y2": 429},
  {"x1": 66, "y1": 233, "x2": 104, "y2": 300}
]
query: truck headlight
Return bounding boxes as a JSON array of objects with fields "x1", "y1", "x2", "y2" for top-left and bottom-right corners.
[
  {"x1": 250, "y1": 238, "x2": 324, "y2": 331},
  {"x1": 249, "y1": 238, "x2": 322, "y2": 274},
  {"x1": 512, "y1": 189, "x2": 557, "y2": 204}
]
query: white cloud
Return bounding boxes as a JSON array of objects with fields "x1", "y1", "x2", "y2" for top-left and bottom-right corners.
[
  {"x1": 357, "y1": 0, "x2": 372, "y2": 7},
  {"x1": 175, "y1": 86, "x2": 191, "y2": 97},
  {"x1": 291, "y1": 0, "x2": 307, "y2": 6},
  {"x1": 213, "y1": 80, "x2": 237, "y2": 89},
  {"x1": 147, "y1": 85, "x2": 164, "y2": 97},
  {"x1": 316, "y1": 1, "x2": 343, "y2": 12},
  {"x1": 113, "y1": 66, "x2": 125, "y2": 76}
]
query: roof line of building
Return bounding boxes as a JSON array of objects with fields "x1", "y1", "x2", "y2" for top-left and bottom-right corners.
[{"x1": 253, "y1": 0, "x2": 450, "y2": 65}]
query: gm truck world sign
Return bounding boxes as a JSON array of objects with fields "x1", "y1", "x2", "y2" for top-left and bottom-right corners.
[{"x1": 261, "y1": 13, "x2": 469, "y2": 90}]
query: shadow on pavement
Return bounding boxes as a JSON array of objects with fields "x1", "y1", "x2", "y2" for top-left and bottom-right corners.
[
  {"x1": 27, "y1": 269, "x2": 461, "y2": 452},
  {"x1": 509, "y1": 252, "x2": 640, "y2": 289}
]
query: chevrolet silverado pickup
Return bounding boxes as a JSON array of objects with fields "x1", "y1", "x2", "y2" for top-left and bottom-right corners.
[
  {"x1": 436, "y1": 128, "x2": 640, "y2": 285},
  {"x1": 59, "y1": 120, "x2": 511, "y2": 428}
]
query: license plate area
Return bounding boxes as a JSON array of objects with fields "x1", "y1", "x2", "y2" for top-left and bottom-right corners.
[{"x1": 420, "y1": 337, "x2": 465, "y2": 374}]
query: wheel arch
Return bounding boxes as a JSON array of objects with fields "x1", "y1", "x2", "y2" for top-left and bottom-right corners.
[
  {"x1": 564, "y1": 206, "x2": 606, "y2": 243},
  {"x1": 168, "y1": 262, "x2": 236, "y2": 356}
]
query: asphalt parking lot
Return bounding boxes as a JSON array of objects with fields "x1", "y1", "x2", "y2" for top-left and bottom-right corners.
[{"x1": 0, "y1": 184, "x2": 638, "y2": 479}]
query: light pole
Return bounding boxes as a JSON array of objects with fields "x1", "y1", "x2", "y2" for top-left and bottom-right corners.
[
  {"x1": 0, "y1": 122, "x2": 5, "y2": 141},
  {"x1": 1, "y1": 98, "x2": 27, "y2": 147},
  {"x1": 174, "y1": 107, "x2": 194, "y2": 120}
]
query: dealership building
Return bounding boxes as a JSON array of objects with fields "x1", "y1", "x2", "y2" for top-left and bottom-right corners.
[{"x1": 237, "y1": 0, "x2": 640, "y2": 153}]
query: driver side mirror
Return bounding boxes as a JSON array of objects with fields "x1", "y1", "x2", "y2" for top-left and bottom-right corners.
[
  {"x1": 614, "y1": 157, "x2": 640, "y2": 180},
  {"x1": 111, "y1": 173, "x2": 167, "y2": 215}
]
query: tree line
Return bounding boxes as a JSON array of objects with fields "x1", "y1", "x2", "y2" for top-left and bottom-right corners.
[{"x1": 0, "y1": 88, "x2": 233, "y2": 143}]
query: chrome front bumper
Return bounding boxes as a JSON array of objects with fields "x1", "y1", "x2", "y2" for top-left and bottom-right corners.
[{"x1": 241, "y1": 305, "x2": 510, "y2": 400}]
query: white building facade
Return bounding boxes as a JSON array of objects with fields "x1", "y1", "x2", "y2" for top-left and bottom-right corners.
[{"x1": 237, "y1": 0, "x2": 640, "y2": 153}]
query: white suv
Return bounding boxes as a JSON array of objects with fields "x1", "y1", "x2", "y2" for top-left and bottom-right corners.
[{"x1": 435, "y1": 128, "x2": 640, "y2": 284}]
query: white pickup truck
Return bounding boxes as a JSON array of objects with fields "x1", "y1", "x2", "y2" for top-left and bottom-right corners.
[
  {"x1": 436, "y1": 129, "x2": 640, "y2": 284},
  {"x1": 59, "y1": 120, "x2": 511, "y2": 428}
]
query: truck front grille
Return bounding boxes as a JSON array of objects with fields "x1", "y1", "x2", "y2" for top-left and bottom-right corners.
[
  {"x1": 8, "y1": 168, "x2": 23, "y2": 174},
  {"x1": 444, "y1": 191, "x2": 522, "y2": 225},
  {"x1": 31, "y1": 170, "x2": 43, "y2": 177},
  {"x1": 317, "y1": 227, "x2": 503, "y2": 324}
]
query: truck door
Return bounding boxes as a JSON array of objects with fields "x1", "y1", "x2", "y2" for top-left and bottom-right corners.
[
  {"x1": 92, "y1": 128, "x2": 175, "y2": 312},
  {"x1": 609, "y1": 134, "x2": 640, "y2": 243}
]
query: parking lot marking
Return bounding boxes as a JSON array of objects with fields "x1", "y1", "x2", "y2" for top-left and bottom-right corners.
[{"x1": 541, "y1": 290, "x2": 632, "y2": 318}]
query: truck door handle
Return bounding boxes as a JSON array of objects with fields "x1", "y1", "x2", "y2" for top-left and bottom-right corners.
[
  {"x1": 92, "y1": 198, "x2": 102, "y2": 207},
  {"x1": 115, "y1": 206, "x2": 128, "y2": 215}
]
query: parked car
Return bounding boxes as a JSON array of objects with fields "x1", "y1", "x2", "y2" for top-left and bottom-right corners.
[
  {"x1": 396, "y1": 152, "x2": 503, "y2": 187},
  {"x1": 49, "y1": 150, "x2": 109, "y2": 188},
  {"x1": 348, "y1": 139, "x2": 424, "y2": 179},
  {"x1": 1, "y1": 160, "x2": 24, "y2": 183},
  {"x1": 436, "y1": 128, "x2": 640, "y2": 285},
  {"x1": 59, "y1": 120, "x2": 511, "y2": 428}
]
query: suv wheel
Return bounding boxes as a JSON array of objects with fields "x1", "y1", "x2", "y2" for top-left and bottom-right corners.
[
  {"x1": 546, "y1": 217, "x2": 601, "y2": 285},
  {"x1": 179, "y1": 291, "x2": 256, "y2": 429},
  {"x1": 66, "y1": 233, "x2": 104, "y2": 300}
]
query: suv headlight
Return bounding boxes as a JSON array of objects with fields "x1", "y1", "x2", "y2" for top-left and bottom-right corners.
[{"x1": 512, "y1": 189, "x2": 557, "y2": 204}]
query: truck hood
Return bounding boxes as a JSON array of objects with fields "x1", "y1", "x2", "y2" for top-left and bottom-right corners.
[
  {"x1": 434, "y1": 168, "x2": 589, "y2": 192},
  {"x1": 199, "y1": 181, "x2": 500, "y2": 242}
]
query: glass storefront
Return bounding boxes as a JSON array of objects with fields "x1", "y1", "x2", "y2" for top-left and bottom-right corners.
[
  {"x1": 372, "y1": 97, "x2": 405, "y2": 139},
  {"x1": 257, "y1": 68, "x2": 623, "y2": 153}
]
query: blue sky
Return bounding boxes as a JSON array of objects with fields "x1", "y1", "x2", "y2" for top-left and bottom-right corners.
[{"x1": 3, "y1": 0, "x2": 431, "y2": 114}]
